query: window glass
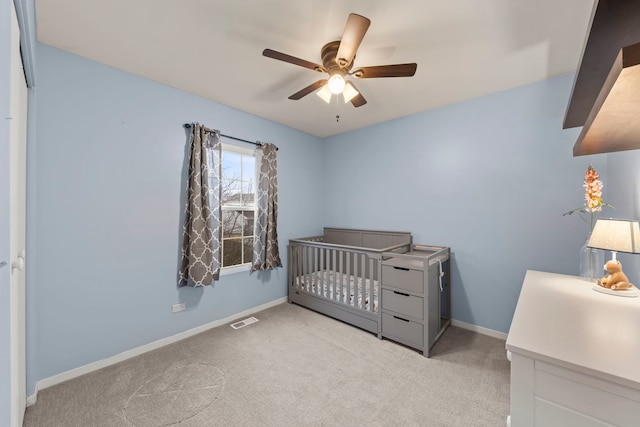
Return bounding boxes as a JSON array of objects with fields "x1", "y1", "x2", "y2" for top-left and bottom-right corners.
[{"x1": 220, "y1": 145, "x2": 256, "y2": 268}]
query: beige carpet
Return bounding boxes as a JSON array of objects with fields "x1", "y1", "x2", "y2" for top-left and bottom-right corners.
[{"x1": 24, "y1": 303, "x2": 510, "y2": 426}]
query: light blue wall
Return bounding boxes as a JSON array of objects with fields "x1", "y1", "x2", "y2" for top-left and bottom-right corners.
[
  {"x1": 1, "y1": 0, "x2": 13, "y2": 423},
  {"x1": 29, "y1": 38, "x2": 624, "y2": 394},
  {"x1": 322, "y1": 74, "x2": 607, "y2": 333},
  {"x1": 30, "y1": 43, "x2": 324, "y2": 393}
]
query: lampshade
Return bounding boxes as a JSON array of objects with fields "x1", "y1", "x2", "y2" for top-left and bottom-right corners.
[{"x1": 587, "y1": 218, "x2": 640, "y2": 254}]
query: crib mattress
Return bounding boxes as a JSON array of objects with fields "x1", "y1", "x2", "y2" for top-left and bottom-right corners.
[{"x1": 294, "y1": 269, "x2": 378, "y2": 312}]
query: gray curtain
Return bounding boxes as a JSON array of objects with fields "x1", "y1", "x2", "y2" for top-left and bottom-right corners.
[
  {"x1": 179, "y1": 123, "x2": 222, "y2": 286},
  {"x1": 252, "y1": 143, "x2": 282, "y2": 271}
]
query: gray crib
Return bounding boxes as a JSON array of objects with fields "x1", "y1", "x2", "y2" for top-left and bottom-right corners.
[{"x1": 288, "y1": 227, "x2": 451, "y2": 356}]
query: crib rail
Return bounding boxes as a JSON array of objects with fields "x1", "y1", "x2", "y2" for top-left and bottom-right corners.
[
  {"x1": 288, "y1": 237, "x2": 411, "y2": 313},
  {"x1": 288, "y1": 241, "x2": 379, "y2": 312}
]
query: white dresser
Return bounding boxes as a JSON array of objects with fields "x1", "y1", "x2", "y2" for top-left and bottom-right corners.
[{"x1": 506, "y1": 270, "x2": 640, "y2": 426}]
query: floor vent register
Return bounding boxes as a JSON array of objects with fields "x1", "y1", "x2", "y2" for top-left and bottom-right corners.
[{"x1": 230, "y1": 317, "x2": 259, "y2": 330}]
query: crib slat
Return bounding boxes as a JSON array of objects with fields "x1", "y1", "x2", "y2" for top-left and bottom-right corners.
[
  {"x1": 301, "y1": 246, "x2": 309, "y2": 291},
  {"x1": 332, "y1": 249, "x2": 337, "y2": 301},
  {"x1": 295, "y1": 246, "x2": 299, "y2": 289},
  {"x1": 351, "y1": 253, "x2": 355, "y2": 309},
  {"x1": 308, "y1": 246, "x2": 312, "y2": 292},
  {"x1": 365, "y1": 254, "x2": 370, "y2": 311},
  {"x1": 364, "y1": 254, "x2": 368, "y2": 311},
  {"x1": 346, "y1": 251, "x2": 351, "y2": 307},
  {"x1": 336, "y1": 251, "x2": 344, "y2": 302},
  {"x1": 355, "y1": 252, "x2": 360, "y2": 308},
  {"x1": 320, "y1": 247, "x2": 325, "y2": 297},
  {"x1": 300, "y1": 246, "x2": 305, "y2": 291},
  {"x1": 317, "y1": 247, "x2": 321, "y2": 294},
  {"x1": 354, "y1": 254, "x2": 367, "y2": 310},
  {"x1": 312, "y1": 246, "x2": 317, "y2": 294},
  {"x1": 360, "y1": 254, "x2": 365, "y2": 309},
  {"x1": 307, "y1": 245, "x2": 312, "y2": 292},
  {"x1": 369, "y1": 256, "x2": 375, "y2": 312}
]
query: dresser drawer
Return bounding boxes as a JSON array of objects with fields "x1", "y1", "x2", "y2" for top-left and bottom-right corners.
[
  {"x1": 533, "y1": 361, "x2": 640, "y2": 426},
  {"x1": 382, "y1": 265, "x2": 423, "y2": 293},
  {"x1": 381, "y1": 289, "x2": 423, "y2": 320},
  {"x1": 382, "y1": 312, "x2": 424, "y2": 347}
]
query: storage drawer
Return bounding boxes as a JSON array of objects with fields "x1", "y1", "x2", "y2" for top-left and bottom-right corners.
[
  {"x1": 382, "y1": 265, "x2": 423, "y2": 293},
  {"x1": 381, "y1": 288, "x2": 423, "y2": 320},
  {"x1": 382, "y1": 312, "x2": 424, "y2": 347},
  {"x1": 533, "y1": 362, "x2": 640, "y2": 426}
]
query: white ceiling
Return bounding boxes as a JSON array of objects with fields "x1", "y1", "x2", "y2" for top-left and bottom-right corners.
[{"x1": 35, "y1": 0, "x2": 596, "y2": 138}]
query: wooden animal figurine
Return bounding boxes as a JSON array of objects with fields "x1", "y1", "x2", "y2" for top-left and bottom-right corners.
[{"x1": 598, "y1": 260, "x2": 634, "y2": 290}]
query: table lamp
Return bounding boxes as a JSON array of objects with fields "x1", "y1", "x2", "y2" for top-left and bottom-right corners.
[{"x1": 587, "y1": 218, "x2": 640, "y2": 297}]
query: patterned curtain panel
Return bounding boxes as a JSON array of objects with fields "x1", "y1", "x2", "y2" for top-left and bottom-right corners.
[
  {"x1": 252, "y1": 143, "x2": 282, "y2": 271},
  {"x1": 179, "y1": 123, "x2": 222, "y2": 287}
]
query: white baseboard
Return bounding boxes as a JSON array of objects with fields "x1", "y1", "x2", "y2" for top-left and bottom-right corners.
[
  {"x1": 451, "y1": 319, "x2": 508, "y2": 341},
  {"x1": 26, "y1": 389, "x2": 38, "y2": 407},
  {"x1": 27, "y1": 297, "x2": 287, "y2": 406}
]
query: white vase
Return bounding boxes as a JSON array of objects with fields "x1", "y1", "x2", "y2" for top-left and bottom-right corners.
[{"x1": 579, "y1": 233, "x2": 604, "y2": 282}]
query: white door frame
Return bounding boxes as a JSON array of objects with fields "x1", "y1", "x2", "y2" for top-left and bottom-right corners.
[{"x1": 9, "y1": 1, "x2": 28, "y2": 425}]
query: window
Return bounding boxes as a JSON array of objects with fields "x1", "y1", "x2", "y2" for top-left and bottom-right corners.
[{"x1": 220, "y1": 144, "x2": 256, "y2": 270}]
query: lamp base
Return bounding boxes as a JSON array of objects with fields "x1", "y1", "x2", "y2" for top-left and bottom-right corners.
[{"x1": 592, "y1": 284, "x2": 640, "y2": 298}]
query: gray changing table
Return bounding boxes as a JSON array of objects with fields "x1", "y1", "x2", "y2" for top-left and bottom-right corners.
[{"x1": 380, "y1": 245, "x2": 451, "y2": 357}]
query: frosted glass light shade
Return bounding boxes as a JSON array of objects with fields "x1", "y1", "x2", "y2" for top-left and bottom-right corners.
[
  {"x1": 328, "y1": 74, "x2": 345, "y2": 94},
  {"x1": 316, "y1": 85, "x2": 332, "y2": 103},
  {"x1": 588, "y1": 219, "x2": 640, "y2": 253},
  {"x1": 342, "y1": 81, "x2": 359, "y2": 103}
]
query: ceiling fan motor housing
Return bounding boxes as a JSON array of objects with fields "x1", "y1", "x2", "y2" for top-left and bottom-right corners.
[{"x1": 322, "y1": 41, "x2": 353, "y2": 76}]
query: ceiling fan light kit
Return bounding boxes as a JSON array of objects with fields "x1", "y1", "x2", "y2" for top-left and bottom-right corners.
[
  {"x1": 263, "y1": 13, "x2": 417, "y2": 108},
  {"x1": 316, "y1": 81, "x2": 360, "y2": 105}
]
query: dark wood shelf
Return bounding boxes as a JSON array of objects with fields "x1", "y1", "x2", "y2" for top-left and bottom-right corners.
[
  {"x1": 564, "y1": 0, "x2": 640, "y2": 130},
  {"x1": 572, "y1": 42, "x2": 640, "y2": 156}
]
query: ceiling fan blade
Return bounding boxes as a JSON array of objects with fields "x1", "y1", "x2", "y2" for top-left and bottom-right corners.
[
  {"x1": 347, "y1": 82, "x2": 367, "y2": 107},
  {"x1": 288, "y1": 79, "x2": 328, "y2": 100},
  {"x1": 336, "y1": 13, "x2": 371, "y2": 67},
  {"x1": 350, "y1": 92, "x2": 367, "y2": 108},
  {"x1": 263, "y1": 49, "x2": 324, "y2": 72},
  {"x1": 352, "y1": 63, "x2": 417, "y2": 78}
]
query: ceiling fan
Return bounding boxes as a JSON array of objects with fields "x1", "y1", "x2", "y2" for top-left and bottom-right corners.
[{"x1": 262, "y1": 13, "x2": 417, "y2": 108}]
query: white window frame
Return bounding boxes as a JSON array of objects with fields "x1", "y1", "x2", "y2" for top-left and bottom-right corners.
[{"x1": 219, "y1": 142, "x2": 257, "y2": 275}]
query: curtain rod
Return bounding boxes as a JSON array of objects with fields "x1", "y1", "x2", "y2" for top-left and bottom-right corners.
[{"x1": 183, "y1": 123, "x2": 277, "y2": 150}]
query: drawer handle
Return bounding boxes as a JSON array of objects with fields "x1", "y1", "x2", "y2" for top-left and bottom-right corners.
[
  {"x1": 393, "y1": 315, "x2": 410, "y2": 322},
  {"x1": 393, "y1": 266, "x2": 410, "y2": 271},
  {"x1": 393, "y1": 291, "x2": 410, "y2": 297}
]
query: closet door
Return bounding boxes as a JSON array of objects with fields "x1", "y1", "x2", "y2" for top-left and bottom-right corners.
[{"x1": 8, "y1": 1, "x2": 28, "y2": 425}]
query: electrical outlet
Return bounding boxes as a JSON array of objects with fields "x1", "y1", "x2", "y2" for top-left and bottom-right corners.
[{"x1": 171, "y1": 303, "x2": 186, "y2": 313}]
